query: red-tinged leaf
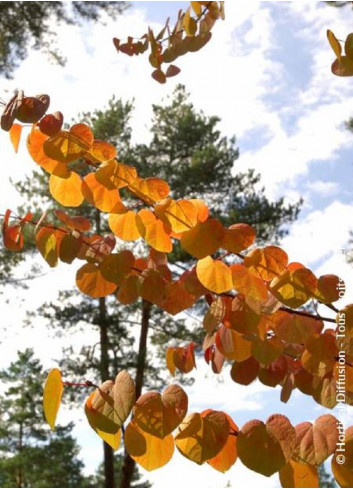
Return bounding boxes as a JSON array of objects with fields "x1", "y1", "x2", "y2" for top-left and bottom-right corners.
[
  {"x1": 222, "y1": 223, "x2": 256, "y2": 254},
  {"x1": 332, "y1": 56, "x2": 353, "y2": 76},
  {"x1": 76, "y1": 262, "x2": 118, "y2": 298},
  {"x1": 181, "y1": 218, "x2": 225, "y2": 259},
  {"x1": 293, "y1": 415, "x2": 339, "y2": 466},
  {"x1": 161, "y1": 281, "x2": 196, "y2": 315},
  {"x1": 108, "y1": 210, "x2": 140, "y2": 241},
  {"x1": 227, "y1": 295, "x2": 261, "y2": 334},
  {"x1": 39, "y1": 111, "x2": 63, "y2": 136},
  {"x1": 16, "y1": 94, "x2": 50, "y2": 124},
  {"x1": 314, "y1": 274, "x2": 344, "y2": 303},
  {"x1": 43, "y1": 368, "x2": 63, "y2": 430},
  {"x1": 279, "y1": 459, "x2": 319, "y2": 488},
  {"x1": 258, "y1": 355, "x2": 288, "y2": 387},
  {"x1": 207, "y1": 414, "x2": 238, "y2": 473},
  {"x1": 327, "y1": 30, "x2": 342, "y2": 61},
  {"x1": 139, "y1": 269, "x2": 166, "y2": 306},
  {"x1": 54, "y1": 210, "x2": 91, "y2": 232},
  {"x1": 166, "y1": 65, "x2": 181, "y2": 77},
  {"x1": 231, "y1": 263, "x2": 268, "y2": 302},
  {"x1": 196, "y1": 256, "x2": 233, "y2": 294},
  {"x1": 9, "y1": 123, "x2": 22, "y2": 152},
  {"x1": 2, "y1": 209, "x2": 24, "y2": 251},
  {"x1": 152, "y1": 69, "x2": 167, "y2": 84},
  {"x1": 125, "y1": 419, "x2": 174, "y2": 471},
  {"x1": 274, "y1": 311, "x2": 323, "y2": 344},
  {"x1": 49, "y1": 171, "x2": 84, "y2": 207},
  {"x1": 203, "y1": 297, "x2": 226, "y2": 333},
  {"x1": 173, "y1": 343, "x2": 196, "y2": 374},
  {"x1": 237, "y1": 414, "x2": 296, "y2": 477},
  {"x1": 230, "y1": 357, "x2": 259, "y2": 386},
  {"x1": 134, "y1": 384, "x2": 188, "y2": 439},
  {"x1": 215, "y1": 325, "x2": 252, "y2": 362}
]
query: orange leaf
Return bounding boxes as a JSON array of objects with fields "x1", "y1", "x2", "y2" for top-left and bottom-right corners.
[
  {"x1": 96, "y1": 160, "x2": 137, "y2": 189},
  {"x1": 207, "y1": 414, "x2": 238, "y2": 473},
  {"x1": 43, "y1": 123, "x2": 93, "y2": 164},
  {"x1": 108, "y1": 210, "x2": 140, "y2": 241},
  {"x1": 2, "y1": 209, "x2": 24, "y2": 251},
  {"x1": 231, "y1": 263, "x2": 268, "y2": 302},
  {"x1": 196, "y1": 256, "x2": 233, "y2": 294},
  {"x1": 175, "y1": 411, "x2": 230, "y2": 465},
  {"x1": 331, "y1": 426, "x2": 353, "y2": 487},
  {"x1": 43, "y1": 368, "x2": 63, "y2": 430},
  {"x1": 100, "y1": 250, "x2": 135, "y2": 286},
  {"x1": 85, "y1": 139, "x2": 117, "y2": 164},
  {"x1": 181, "y1": 219, "x2": 224, "y2": 259},
  {"x1": 222, "y1": 223, "x2": 256, "y2": 254},
  {"x1": 172, "y1": 343, "x2": 196, "y2": 374},
  {"x1": 125, "y1": 419, "x2": 174, "y2": 471},
  {"x1": 270, "y1": 267, "x2": 317, "y2": 308},
  {"x1": 9, "y1": 123, "x2": 22, "y2": 153},
  {"x1": 85, "y1": 371, "x2": 135, "y2": 433},
  {"x1": 327, "y1": 30, "x2": 342, "y2": 61},
  {"x1": 230, "y1": 357, "x2": 259, "y2": 386},
  {"x1": 82, "y1": 172, "x2": 126, "y2": 213},
  {"x1": 130, "y1": 177, "x2": 170, "y2": 204},
  {"x1": 49, "y1": 171, "x2": 84, "y2": 207},
  {"x1": 155, "y1": 199, "x2": 198, "y2": 233},
  {"x1": 301, "y1": 333, "x2": 338, "y2": 377},
  {"x1": 136, "y1": 209, "x2": 172, "y2": 252},
  {"x1": 274, "y1": 311, "x2": 323, "y2": 344},
  {"x1": 215, "y1": 325, "x2": 252, "y2": 362},
  {"x1": 244, "y1": 246, "x2": 288, "y2": 281},
  {"x1": 134, "y1": 384, "x2": 188, "y2": 439},
  {"x1": 314, "y1": 274, "x2": 344, "y2": 303},
  {"x1": 237, "y1": 414, "x2": 296, "y2": 476},
  {"x1": 27, "y1": 127, "x2": 69, "y2": 175},
  {"x1": 279, "y1": 459, "x2": 318, "y2": 488},
  {"x1": 117, "y1": 275, "x2": 140, "y2": 305},
  {"x1": 76, "y1": 262, "x2": 118, "y2": 298}
]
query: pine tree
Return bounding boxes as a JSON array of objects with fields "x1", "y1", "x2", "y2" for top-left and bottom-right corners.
[{"x1": 0, "y1": 349, "x2": 87, "y2": 488}]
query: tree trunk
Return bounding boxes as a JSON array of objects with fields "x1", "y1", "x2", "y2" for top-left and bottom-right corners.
[
  {"x1": 120, "y1": 300, "x2": 151, "y2": 488},
  {"x1": 99, "y1": 296, "x2": 116, "y2": 488},
  {"x1": 18, "y1": 421, "x2": 23, "y2": 488},
  {"x1": 95, "y1": 209, "x2": 116, "y2": 488}
]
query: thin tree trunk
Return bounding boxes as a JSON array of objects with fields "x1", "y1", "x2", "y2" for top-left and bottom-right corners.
[
  {"x1": 18, "y1": 421, "x2": 23, "y2": 488},
  {"x1": 95, "y1": 209, "x2": 116, "y2": 488},
  {"x1": 120, "y1": 300, "x2": 151, "y2": 488},
  {"x1": 99, "y1": 296, "x2": 116, "y2": 488}
]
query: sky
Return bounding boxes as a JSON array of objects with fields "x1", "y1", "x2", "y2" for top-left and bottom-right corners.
[{"x1": 1, "y1": 1, "x2": 353, "y2": 487}]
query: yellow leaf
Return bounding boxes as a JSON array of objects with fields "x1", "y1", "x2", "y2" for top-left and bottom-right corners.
[
  {"x1": 196, "y1": 256, "x2": 233, "y2": 294},
  {"x1": 43, "y1": 368, "x2": 63, "y2": 430}
]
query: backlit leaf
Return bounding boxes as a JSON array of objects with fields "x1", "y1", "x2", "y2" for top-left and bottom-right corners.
[
  {"x1": 76, "y1": 262, "x2": 118, "y2": 298},
  {"x1": 108, "y1": 210, "x2": 140, "y2": 241},
  {"x1": 196, "y1": 256, "x2": 233, "y2": 294},
  {"x1": 43, "y1": 368, "x2": 63, "y2": 430},
  {"x1": 43, "y1": 123, "x2": 93, "y2": 163},
  {"x1": 231, "y1": 264, "x2": 268, "y2": 302},
  {"x1": 222, "y1": 223, "x2": 255, "y2": 254},
  {"x1": 134, "y1": 384, "x2": 188, "y2": 439},
  {"x1": 279, "y1": 459, "x2": 318, "y2": 488},
  {"x1": 82, "y1": 172, "x2": 126, "y2": 213},
  {"x1": 9, "y1": 123, "x2": 22, "y2": 152},
  {"x1": 237, "y1": 414, "x2": 296, "y2": 476},
  {"x1": 49, "y1": 171, "x2": 84, "y2": 207},
  {"x1": 181, "y1": 219, "x2": 225, "y2": 259},
  {"x1": 125, "y1": 419, "x2": 174, "y2": 471}
]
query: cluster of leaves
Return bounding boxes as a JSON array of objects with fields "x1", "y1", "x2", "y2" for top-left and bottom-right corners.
[
  {"x1": 328, "y1": 28, "x2": 353, "y2": 76},
  {"x1": 113, "y1": 1, "x2": 225, "y2": 83},
  {"x1": 43, "y1": 368, "x2": 353, "y2": 487},
  {"x1": 2, "y1": 86, "x2": 352, "y2": 487}
]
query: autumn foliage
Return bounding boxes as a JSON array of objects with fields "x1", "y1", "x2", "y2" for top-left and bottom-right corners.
[{"x1": 1, "y1": 3, "x2": 353, "y2": 487}]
